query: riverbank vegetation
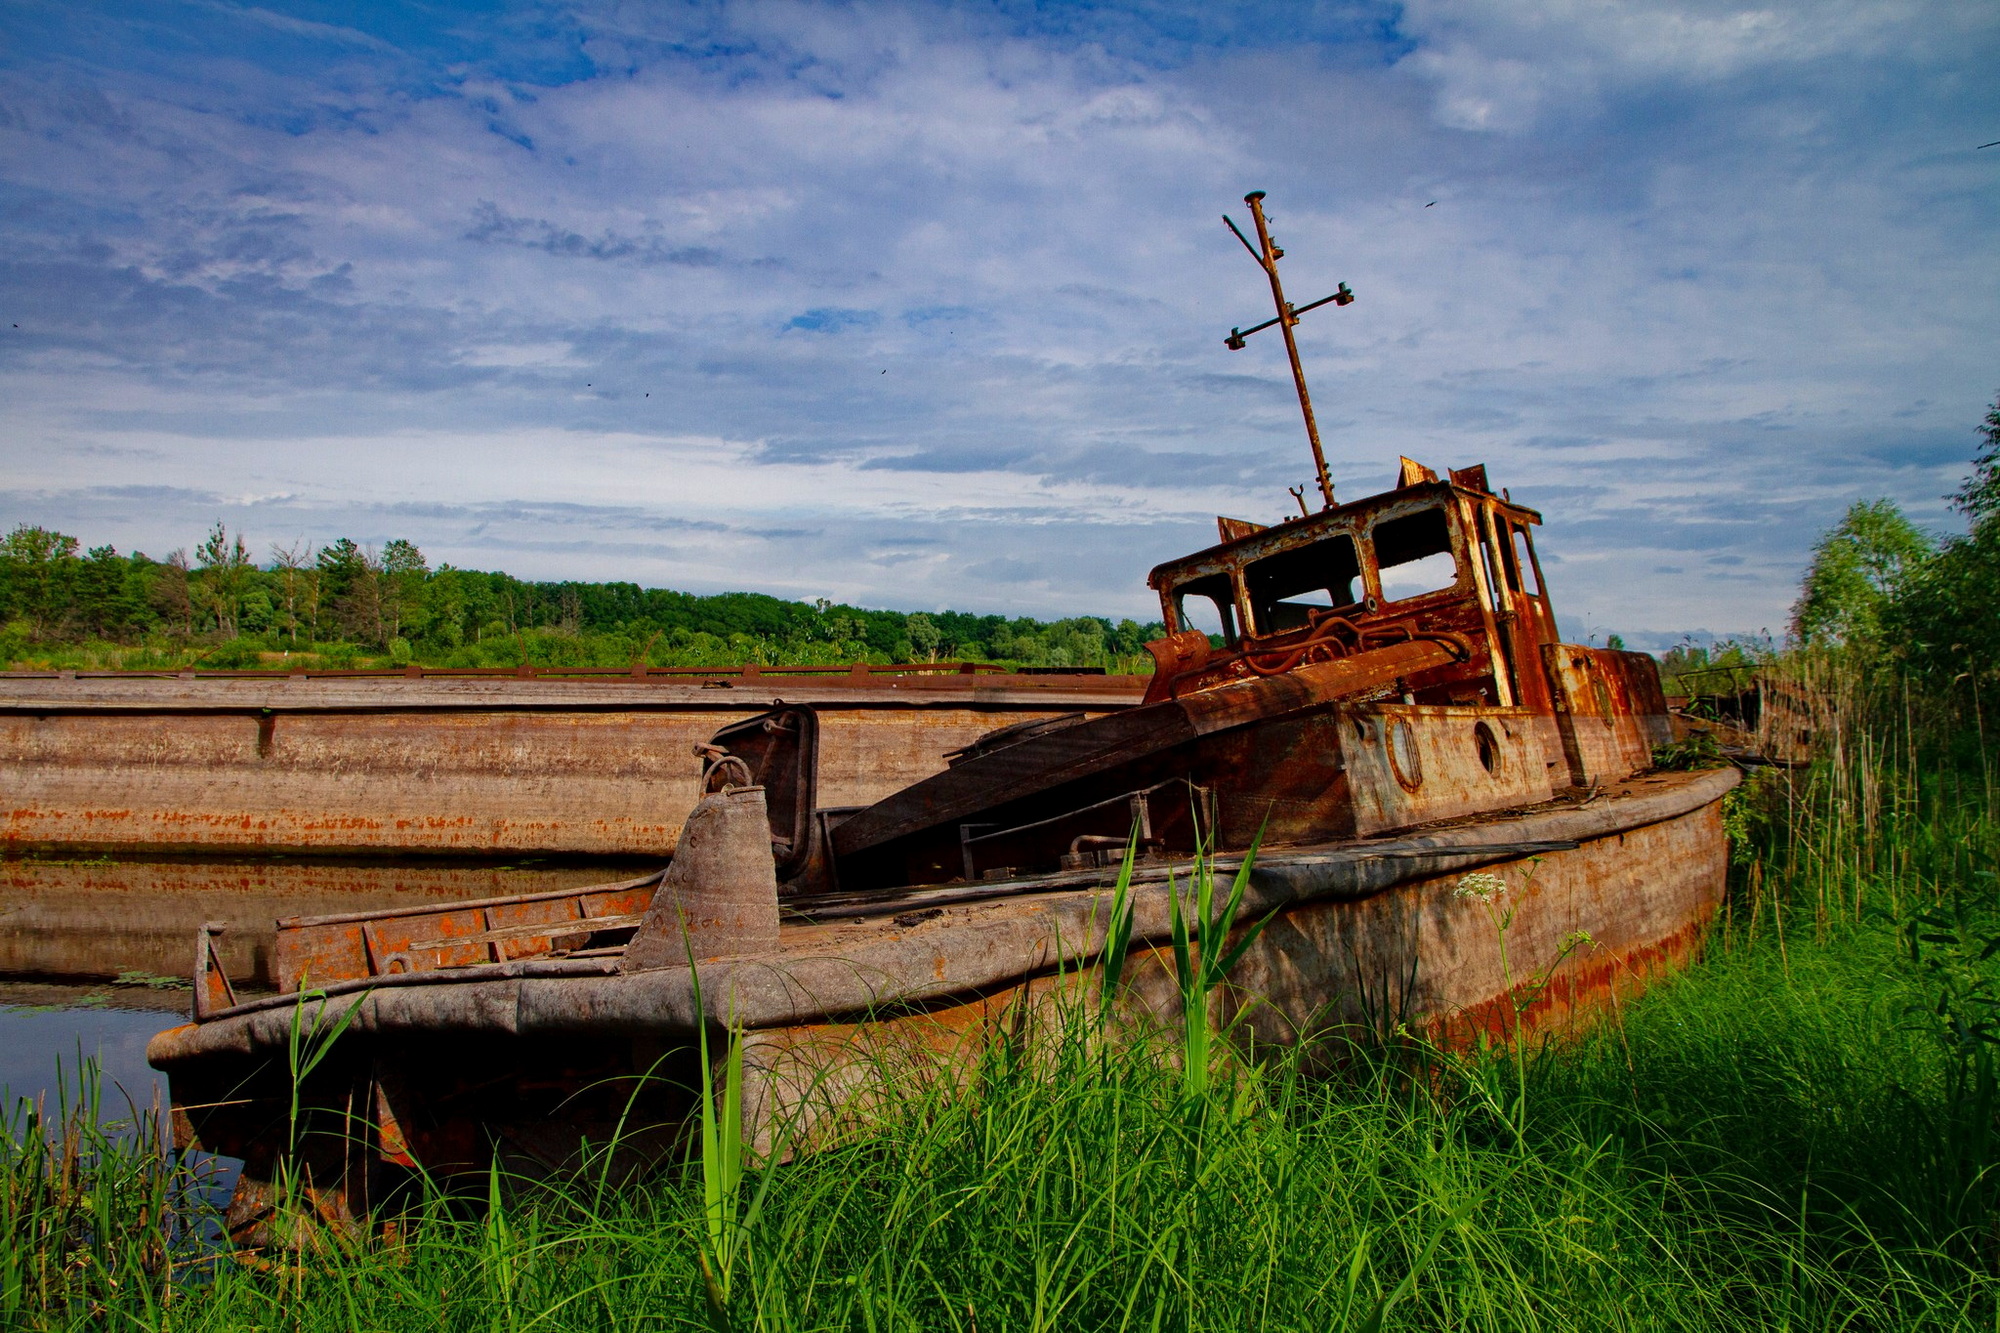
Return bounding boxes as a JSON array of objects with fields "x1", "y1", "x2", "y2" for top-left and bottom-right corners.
[{"x1": 0, "y1": 528, "x2": 1163, "y2": 674}]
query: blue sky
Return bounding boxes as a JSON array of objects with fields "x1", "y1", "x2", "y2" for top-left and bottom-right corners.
[{"x1": 1, "y1": 0, "x2": 1995, "y2": 647}]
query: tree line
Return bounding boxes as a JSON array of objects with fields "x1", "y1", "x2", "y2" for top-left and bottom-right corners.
[{"x1": 0, "y1": 525, "x2": 1166, "y2": 672}]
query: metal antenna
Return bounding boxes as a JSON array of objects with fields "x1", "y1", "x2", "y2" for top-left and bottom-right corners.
[{"x1": 1222, "y1": 190, "x2": 1353, "y2": 511}]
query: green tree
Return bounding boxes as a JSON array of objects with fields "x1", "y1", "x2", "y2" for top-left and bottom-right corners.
[
  {"x1": 0, "y1": 514, "x2": 1168, "y2": 671},
  {"x1": 380, "y1": 539, "x2": 428, "y2": 643},
  {"x1": 1952, "y1": 394, "x2": 2000, "y2": 530},
  {"x1": 318, "y1": 539, "x2": 386, "y2": 645},
  {"x1": 194, "y1": 522, "x2": 253, "y2": 638},
  {"x1": 905, "y1": 612, "x2": 941, "y2": 662},
  {"x1": 0, "y1": 525, "x2": 80, "y2": 636},
  {"x1": 1887, "y1": 392, "x2": 2000, "y2": 683},
  {"x1": 73, "y1": 545, "x2": 152, "y2": 640},
  {"x1": 425, "y1": 566, "x2": 469, "y2": 648},
  {"x1": 1790, "y1": 499, "x2": 1934, "y2": 648},
  {"x1": 269, "y1": 541, "x2": 315, "y2": 644},
  {"x1": 151, "y1": 551, "x2": 194, "y2": 635}
]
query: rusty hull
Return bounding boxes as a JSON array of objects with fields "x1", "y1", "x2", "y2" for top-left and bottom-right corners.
[
  {"x1": 148, "y1": 768, "x2": 1735, "y2": 1213},
  {"x1": 0, "y1": 671, "x2": 1143, "y2": 858},
  {"x1": 746, "y1": 775, "x2": 1729, "y2": 1148}
]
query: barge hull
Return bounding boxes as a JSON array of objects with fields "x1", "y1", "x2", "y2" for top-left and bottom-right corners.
[{"x1": 0, "y1": 673, "x2": 1142, "y2": 858}]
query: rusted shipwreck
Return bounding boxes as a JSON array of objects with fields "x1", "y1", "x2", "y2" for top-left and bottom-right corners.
[{"x1": 149, "y1": 455, "x2": 1736, "y2": 1237}]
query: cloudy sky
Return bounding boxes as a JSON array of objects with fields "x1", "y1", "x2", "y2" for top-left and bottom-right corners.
[{"x1": 1, "y1": 0, "x2": 1995, "y2": 647}]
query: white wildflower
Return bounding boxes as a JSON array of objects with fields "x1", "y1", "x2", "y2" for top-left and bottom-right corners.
[{"x1": 1454, "y1": 871, "x2": 1506, "y2": 903}]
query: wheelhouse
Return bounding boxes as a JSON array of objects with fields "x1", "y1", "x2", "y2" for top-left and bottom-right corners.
[{"x1": 1144, "y1": 458, "x2": 1559, "y2": 710}]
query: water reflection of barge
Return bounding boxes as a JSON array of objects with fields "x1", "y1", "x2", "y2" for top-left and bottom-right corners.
[{"x1": 149, "y1": 454, "x2": 1735, "y2": 1242}]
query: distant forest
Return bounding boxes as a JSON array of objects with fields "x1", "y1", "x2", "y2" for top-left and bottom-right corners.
[{"x1": 0, "y1": 524, "x2": 1166, "y2": 673}]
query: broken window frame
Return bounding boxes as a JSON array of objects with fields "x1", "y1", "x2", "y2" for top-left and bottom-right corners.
[
  {"x1": 1367, "y1": 505, "x2": 1463, "y2": 605},
  {"x1": 1242, "y1": 531, "x2": 1366, "y2": 639},
  {"x1": 1169, "y1": 572, "x2": 1241, "y2": 647},
  {"x1": 1510, "y1": 522, "x2": 1542, "y2": 597}
]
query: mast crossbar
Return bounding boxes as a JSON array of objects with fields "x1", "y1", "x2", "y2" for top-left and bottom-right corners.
[{"x1": 1221, "y1": 190, "x2": 1355, "y2": 511}]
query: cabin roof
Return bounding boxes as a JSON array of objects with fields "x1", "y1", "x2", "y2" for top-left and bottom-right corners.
[{"x1": 1146, "y1": 474, "x2": 1543, "y2": 591}]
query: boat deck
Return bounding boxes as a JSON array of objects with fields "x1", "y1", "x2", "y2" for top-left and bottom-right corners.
[{"x1": 150, "y1": 766, "x2": 1736, "y2": 1063}]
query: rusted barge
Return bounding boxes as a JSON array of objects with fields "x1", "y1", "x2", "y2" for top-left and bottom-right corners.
[
  {"x1": 149, "y1": 455, "x2": 1735, "y2": 1239},
  {"x1": 0, "y1": 664, "x2": 1144, "y2": 859}
]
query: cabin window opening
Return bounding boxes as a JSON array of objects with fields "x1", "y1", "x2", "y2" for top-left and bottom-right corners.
[
  {"x1": 1373, "y1": 507, "x2": 1458, "y2": 601},
  {"x1": 1173, "y1": 574, "x2": 1238, "y2": 647},
  {"x1": 1244, "y1": 534, "x2": 1363, "y2": 636},
  {"x1": 1510, "y1": 526, "x2": 1541, "y2": 596},
  {"x1": 1496, "y1": 535, "x2": 1522, "y2": 593}
]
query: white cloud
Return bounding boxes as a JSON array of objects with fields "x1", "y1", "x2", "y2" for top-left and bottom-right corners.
[{"x1": 1402, "y1": 0, "x2": 1959, "y2": 133}]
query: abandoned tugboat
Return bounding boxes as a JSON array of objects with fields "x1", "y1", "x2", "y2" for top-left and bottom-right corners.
[{"x1": 147, "y1": 192, "x2": 1736, "y2": 1241}]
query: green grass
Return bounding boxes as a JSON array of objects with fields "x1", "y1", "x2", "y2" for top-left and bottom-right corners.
[{"x1": 8, "y1": 763, "x2": 2000, "y2": 1329}]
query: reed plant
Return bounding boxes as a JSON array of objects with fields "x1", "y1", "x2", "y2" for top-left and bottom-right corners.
[
  {"x1": 0, "y1": 1057, "x2": 220, "y2": 1326},
  {"x1": 10, "y1": 905, "x2": 2000, "y2": 1330},
  {"x1": 1164, "y1": 819, "x2": 1270, "y2": 1106}
]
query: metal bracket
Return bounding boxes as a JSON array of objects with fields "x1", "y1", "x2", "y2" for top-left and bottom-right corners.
[{"x1": 192, "y1": 921, "x2": 237, "y2": 1020}]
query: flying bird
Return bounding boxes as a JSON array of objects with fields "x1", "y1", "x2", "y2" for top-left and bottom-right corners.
[
  {"x1": 1425, "y1": 201, "x2": 1436, "y2": 207},
  {"x1": 1980, "y1": 140, "x2": 2000, "y2": 149}
]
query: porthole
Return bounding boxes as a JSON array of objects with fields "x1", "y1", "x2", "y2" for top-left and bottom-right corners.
[
  {"x1": 1385, "y1": 717, "x2": 1423, "y2": 792},
  {"x1": 1473, "y1": 721, "x2": 1502, "y2": 775}
]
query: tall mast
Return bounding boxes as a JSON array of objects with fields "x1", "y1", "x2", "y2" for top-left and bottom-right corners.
[{"x1": 1222, "y1": 190, "x2": 1353, "y2": 511}]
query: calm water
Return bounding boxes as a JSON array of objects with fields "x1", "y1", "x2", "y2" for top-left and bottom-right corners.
[
  {"x1": 0, "y1": 982, "x2": 182, "y2": 1112},
  {"x1": 0, "y1": 981, "x2": 241, "y2": 1235}
]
